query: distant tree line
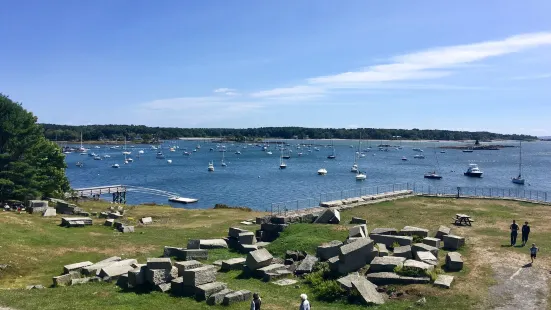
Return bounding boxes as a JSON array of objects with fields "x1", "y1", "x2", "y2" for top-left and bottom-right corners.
[{"x1": 40, "y1": 124, "x2": 537, "y2": 142}]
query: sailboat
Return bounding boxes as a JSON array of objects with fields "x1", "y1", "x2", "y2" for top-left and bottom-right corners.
[
  {"x1": 221, "y1": 150, "x2": 227, "y2": 167},
  {"x1": 327, "y1": 140, "x2": 336, "y2": 159},
  {"x1": 512, "y1": 141, "x2": 525, "y2": 185},
  {"x1": 122, "y1": 137, "x2": 131, "y2": 155},
  {"x1": 424, "y1": 145, "x2": 442, "y2": 179},
  {"x1": 77, "y1": 132, "x2": 87, "y2": 153},
  {"x1": 351, "y1": 136, "x2": 361, "y2": 172},
  {"x1": 279, "y1": 148, "x2": 287, "y2": 169}
]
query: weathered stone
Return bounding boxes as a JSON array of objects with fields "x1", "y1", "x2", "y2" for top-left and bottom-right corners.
[
  {"x1": 344, "y1": 237, "x2": 362, "y2": 244},
  {"x1": 336, "y1": 237, "x2": 374, "y2": 274},
  {"x1": 128, "y1": 265, "x2": 147, "y2": 288},
  {"x1": 147, "y1": 257, "x2": 172, "y2": 270},
  {"x1": 221, "y1": 257, "x2": 246, "y2": 271},
  {"x1": 71, "y1": 277, "x2": 92, "y2": 286},
  {"x1": 403, "y1": 259, "x2": 434, "y2": 272},
  {"x1": 60, "y1": 217, "x2": 92, "y2": 227},
  {"x1": 238, "y1": 232, "x2": 256, "y2": 245},
  {"x1": 295, "y1": 255, "x2": 319, "y2": 275},
  {"x1": 415, "y1": 251, "x2": 438, "y2": 266},
  {"x1": 63, "y1": 261, "x2": 93, "y2": 274},
  {"x1": 337, "y1": 273, "x2": 363, "y2": 291},
  {"x1": 316, "y1": 240, "x2": 343, "y2": 261},
  {"x1": 163, "y1": 246, "x2": 183, "y2": 257},
  {"x1": 188, "y1": 239, "x2": 228, "y2": 249},
  {"x1": 195, "y1": 282, "x2": 227, "y2": 300},
  {"x1": 222, "y1": 290, "x2": 252, "y2": 305},
  {"x1": 246, "y1": 248, "x2": 273, "y2": 270},
  {"x1": 271, "y1": 216, "x2": 288, "y2": 224},
  {"x1": 42, "y1": 207, "x2": 56, "y2": 217},
  {"x1": 350, "y1": 217, "x2": 367, "y2": 224},
  {"x1": 104, "y1": 219, "x2": 114, "y2": 226},
  {"x1": 174, "y1": 249, "x2": 208, "y2": 261},
  {"x1": 399, "y1": 226, "x2": 429, "y2": 238},
  {"x1": 153, "y1": 282, "x2": 170, "y2": 292},
  {"x1": 260, "y1": 223, "x2": 288, "y2": 233},
  {"x1": 99, "y1": 261, "x2": 138, "y2": 279},
  {"x1": 352, "y1": 278, "x2": 385, "y2": 305},
  {"x1": 314, "y1": 208, "x2": 341, "y2": 224},
  {"x1": 435, "y1": 225, "x2": 451, "y2": 240},
  {"x1": 319, "y1": 200, "x2": 343, "y2": 208},
  {"x1": 369, "y1": 256, "x2": 406, "y2": 273},
  {"x1": 175, "y1": 261, "x2": 203, "y2": 276},
  {"x1": 393, "y1": 245, "x2": 412, "y2": 259},
  {"x1": 256, "y1": 217, "x2": 268, "y2": 224},
  {"x1": 240, "y1": 244, "x2": 259, "y2": 253},
  {"x1": 366, "y1": 272, "x2": 431, "y2": 285},
  {"x1": 25, "y1": 284, "x2": 45, "y2": 290},
  {"x1": 412, "y1": 243, "x2": 439, "y2": 258},
  {"x1": 207, "y1": 288, "x2": 233, "y2": 305},
  {"x1": 120, "y1": 225, "x2": 134, "y2": 233},
  {"x1": 422, "y1": 237, "x2": 441, "y2": 248},
  {"x1": 434, "y1": 274, "x2": 454, "y2": 289},
  {"x1": 376, "y1": 243, "x2": 389, "y2": 257},
  {"x1": 146, "y1": 267, "x2": 178, "y2": 285},
  {"x1": 349, "y1": 225, "x2": 367, "y2": 238},
  {"x1": 445, "y1": 252, "x2": 463, "y2": 271},
  {"x1": 240, "y1": 221, "x2": 254, "y2": 225},
  {"x1": 256, "y1": 241, "x2": 270, "y2": 249},
  {"x1": 53, "y1": 271, "x2": 80, "y2": 286},
  {"x1": 140, "y1": 217, "x2": 152, "y2": 225},
  {"x1": 369, "y1": 228, "x2": 397, "y2": 236},
  {"x1": 263, "y1": 270, "x2": 293, "y2": 282},
  {"x1": 170, "y1": 277, "x2": 189, "y2": 296},
  {"x1": 228, "y1": 227, "x2": 247, "y2": 238},
  {"x1": 181, "y1": 265, "x2": 217, "y2": 286},
  {"x1": 273, "y1": 278, "x2": 298, "y2": 286},
  {"x1": 443, "y1": 235, "x2": 465, "y2": 250},
  {"x1": 255, "y1": 264, "x2": 287, "y2": 278},
  {"x1": 28, "y1": 200, "x2": 48, "y2": 213},
  {"x1": 370, "y1": 234, "x2": 412, "y2": 248},
  {"x1": 82, "y1": 256, "x2": 122, "y2": 275}
]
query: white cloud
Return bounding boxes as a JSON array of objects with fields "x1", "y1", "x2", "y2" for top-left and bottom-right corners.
[
  {"x1": 213, "y1": 88, "x2": 240, "y2": 96},
  {"x1": 250, "y1": 85, "x2": 325, "y2": 99},
  {"x1": 510, "y1": 73, "x2": 551, "y2": 80}
]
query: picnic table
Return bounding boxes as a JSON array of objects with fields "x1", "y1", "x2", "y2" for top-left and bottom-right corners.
[{"x1": 454, "y1": 214, "x2": 474, "y2": 226}]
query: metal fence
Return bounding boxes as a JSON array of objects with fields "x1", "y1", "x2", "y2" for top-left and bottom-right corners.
[{"x1": 269, "y1": 183, "x2": 551, "y2": 215}]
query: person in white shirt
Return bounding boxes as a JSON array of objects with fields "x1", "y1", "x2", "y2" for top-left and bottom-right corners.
[{"x1": 299, "y1": 293, "x2": 310, "y2": 310}]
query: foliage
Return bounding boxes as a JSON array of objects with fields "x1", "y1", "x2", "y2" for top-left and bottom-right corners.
[
  {"x1": 40, "y1": 124, "x2": 537, "y2": 142},
  {"x1": 304, "y1": 262, "x2": 347, "y2": 302},
  {"x1": 0, "y1": 94, "x2": 70, "y2": 201},
  {"x1": 391, "y1": 241, "x2": 401, "y2": 249},
  {"x1": 412, "y1": 235, "x2": 425, "y2": 243},
  {"x1": 212, "y1": 203, "x2": 252, "y2": 212},
  {"x1": 394, "y1": 265, "x2": 441, "y2": 281}
]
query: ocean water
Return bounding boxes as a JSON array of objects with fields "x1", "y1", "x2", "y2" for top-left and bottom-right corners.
[{"x1": 64, "y1": 140, "x2": 551, "y2": 210}]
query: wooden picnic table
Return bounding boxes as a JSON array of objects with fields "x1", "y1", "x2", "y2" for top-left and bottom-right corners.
[{"x1": 454, "y1": 214, "x2": 474, "y2": 226}]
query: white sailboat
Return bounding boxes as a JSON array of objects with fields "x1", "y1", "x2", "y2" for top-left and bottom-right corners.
[
  {"x1": 317, "y1": 168, "x2": 327, "y2": 175},
  {"x1": 279, "y1": 148, "x2": 287, "y2": 169},
  {"x1": 327, "y1": 140, "x2": 336, "y2": 159},
  {"x1": 512, "y1": 141, "x2": 525, "y2": 185},
  {"x1": 221, "y1": 150, "x2": 227, "y2": 167},
  {"x1": 424, "y1": 145, "x2": 443, "y2": 179},
  {"x1": 77, "y1": 132, "x2": 87, "y2": 153},
  {"x1": 122, "y1": 136, "x2": 131, "y2": 155}
]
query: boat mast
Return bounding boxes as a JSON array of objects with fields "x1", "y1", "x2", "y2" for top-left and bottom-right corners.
[{"x1": 519, "y1": 141, "x2": 522, "y2": 177}]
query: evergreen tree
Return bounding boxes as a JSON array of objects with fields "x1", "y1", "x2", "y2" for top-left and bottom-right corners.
[{"x1": 0, "y1": 94, "x2": 70, "y2": 201}]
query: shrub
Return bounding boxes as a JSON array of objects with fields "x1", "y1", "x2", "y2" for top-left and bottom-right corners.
[
  {"x1": 413, "y1": 235, "x2": 425, "y2": 243},
  {"x1": 304, "y1": 262, "x2": 346, "y2": 302},
  {"x1": 391, "y1": 241, "x2": 401, "y2": 249},
  {"x1": 213, "y1": 204, "x2": 252, "y2": 212}
]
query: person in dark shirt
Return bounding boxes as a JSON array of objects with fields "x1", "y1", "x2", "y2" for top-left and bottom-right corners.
[
  {"x1": 510, "y1": 220, "x2": 519, "y2": 246},
  {"x1": 521, "y1": 221, "x2": 531, "y2": 246},
  {"x1": 250, "y1": 293, "x2": 261, "y2": 310}
]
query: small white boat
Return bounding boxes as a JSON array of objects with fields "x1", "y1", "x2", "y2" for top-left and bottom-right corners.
[
  {"x1": 208, "y1": 161, "x2": 214, "y2": 172},
  {"x1": 351, "y1": 164, "x2": 358, "y2": 173},
  {"x1": 167, "y1": 159, "x2": 172, "y2": 164},
  {"x1": 122, "y1": 151, "x2": 132, "y2": 155},
  {"x1": 76, "y1": 162, "x2": 84, "y2": 167},
  {"x1": 103, "y1": 154, "x2": 111, "y2": 158},
  {"x1": 512, "y1": 141, "x2": 525, "y2": 185},
  {"x1": 168, "y1": 196, "x2": 198, "y2": 204},
  {"x1": 317, "y1": 168, "x2": 327, "y2": 175},
  {"x1": 156, "y1": 152, "x2": 165, "y2": 159},
  {"x1": 138, "y1": 150, "x2": 145, "y2": 154},
  {"x1": 356, "y1": 172, "x2": 367, "y2": 180},
  {"x1": 124, "y1": 160, "x2": 129, "y2": 164},
  {"x1": 402, "y1": 156, "x2": 408, "y2": 161},
  {"x1": 440, "y1": 150, "x2": 446, "y2": 153},
  {"x1": 126, "y1": 158, "x2": 133, "y2": 162},
  {"x1": 266, "y1": 151, "x2": 273, "y2": 155},
  {"x1": 93, "y1": 155, "x2": 102, "y2": 160},
  {"x1": 413, "y1": 148, "x2": 424, "y2": 152},
  {"x1": 464, "y1": 164, "x2": 483, "y2": 177},
  {"x1": 80, "y1": 152, "x2": 87, "y2": 156},
  {"x1": 111, "y1": 163, "x2": 120, "y2": 168},
  {"x1": 414, "y1": 154, "x2": 425, "y2": 159},
  {"x1": 94, "y1": 146, "x2": 101, "y2": 149}
]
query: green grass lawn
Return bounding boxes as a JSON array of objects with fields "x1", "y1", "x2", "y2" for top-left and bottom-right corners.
[{"x1": 1, "y1": 197, "x2": 550, "y2": 309}]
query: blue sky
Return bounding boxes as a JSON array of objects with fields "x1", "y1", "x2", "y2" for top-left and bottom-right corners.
[{"x1": 1, "y1": 1, "x2": 551, "y2": 135}]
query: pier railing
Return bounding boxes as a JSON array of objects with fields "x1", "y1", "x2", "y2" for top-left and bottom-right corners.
[{"x1": 269, "y1": 183, "x2": 551, "y2": 215}]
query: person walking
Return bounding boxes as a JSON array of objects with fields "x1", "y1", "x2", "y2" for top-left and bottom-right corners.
[
  {"x1": 250, "y1": 293, "x2": 261, "y2": 310},
  {"x1": 510, "y1": 220, "x2": 519, "y2": 246},
  {"x1": 530, "y1": 243, "x2": 539, "y2": 265},
  {"x1": 299, "y1": 293, "x2": 310, "y2": 310},
  {"x1": 521, "y1": 221, "x2": 530, "y2": 246}
]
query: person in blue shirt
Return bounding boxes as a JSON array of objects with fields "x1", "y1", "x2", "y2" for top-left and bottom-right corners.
[
  {"x1": 530, "y1": 243, "x2": 539, "y2": 264},
  {"x1": 299, "y1": 294, "x2": 310, "y2": 310},
  {"x1": 521, "y1": 222, "x2": 530, "y2": 246}
]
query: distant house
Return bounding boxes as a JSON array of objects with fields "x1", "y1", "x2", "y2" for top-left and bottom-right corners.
[{"x1": 292, "y1": 135, "x2": 299, "y2": 139}]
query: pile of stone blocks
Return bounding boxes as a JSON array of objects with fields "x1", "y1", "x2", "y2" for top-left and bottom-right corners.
[
  {"x1": 188, "y1": 239, "x2": 228, "y2": 250},
  {"x1": 336, "y1": 274, "x2": 385, "y2": 305},
  {"x1": 226, "y1": 227, "x2": 269, "y2": 253},
  {"x1": 52, "y1": 256, "x2": 136, "y2": 286},
  {"x1": 329, "y1": 238, "x2": 375, "y2": 275},
  {"x1": 257, "y1": 220, "x2": 288, "y2": 242}
]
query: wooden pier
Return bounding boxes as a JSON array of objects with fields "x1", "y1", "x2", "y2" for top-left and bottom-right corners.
[{"x1": 73, "y1": 185, "x2": 127, "y2": 203}]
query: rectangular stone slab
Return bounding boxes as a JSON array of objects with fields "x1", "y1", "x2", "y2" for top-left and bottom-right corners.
[
  {"x1": 228, "y1": 227, "x2": 247, "y2": 238},
  {"x1": 147, "y1": 257, "x2": 172, "y2": 270},
  {"x1": 82, "y1": 257, "x2": 122, "y2": 275},
  {"x1": 434, "y1": 274, "x2": 454, "y2": 289},
  {"x1": 195, "y1": 282, "x2": 227, "y2": 300},
  {"x1": 181, "y1": 265, "x2": 217, "y2": 286},
  {"x1": 238, "y1": 232, "x2": 256, "y2": 245},
  {"x1": 246, "y1": 248, "x2": 273, "y2": 270},
  {"x1": 316, "y1": 240, "x2": 343, "y2": 261},
  {"x1": 295, "y1": 255, "x2": 319, "y2": 275},
  {"x1": 351, "y1": 278, "x2": 385, "y2": 305},
  {"x1": 174, "y1": 249, "x2": 208, "y2": 261},
  {"x1": 369, "y1": 256, "x2": 406, "y2": 273},
  {"x1": 399, "y1": 226, "x2": 429, "y2": 238},
  {"x1": 412, "y1": 243, "x2": 439, "y2": 258},
  {"x1": 366, "y1": 272, "x2": 431, "y2": 285},
  {"x1": 370, "y1": 234, "x2": 412, "y2": 248},
  {"x1": 207, "y1": 289, "x2": 233, "y2": 305},
  {"x1": 445, "y1": 252, "x2": 463, "y2": 271},
  {"x1": 221, "y1": 258, "x2": 246, "y2": 271},
  {"x1": 175, "y1": 260, "x2": 203, "y2": 275},
  {"x1": 422, "y1": 237, "x2": 441, "y2": 248},
  {"x1": 63, "y1": 261, "x2": 93, "y2": 274},
  {"x1": 222, "y1": 290, "x2": 252, "y2": 305}
]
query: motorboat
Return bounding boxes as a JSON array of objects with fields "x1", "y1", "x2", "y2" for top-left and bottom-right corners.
[
  {"x1": 103, "y1": 154, "x2": 111, "y2": 158},
  {"x1": 413, "y1": 148, "x2": 424, "y2": 152},
  {"x1": 266, "y1": 151, "x2": 273, "y2": 155},
  {"x1": 75, "y1": 162, "x2": 84, "y2": 167},
  {"x1": 462, "y1": 149, "x2": 474, "y2": 153},
  {"x1": 512, "y1": 176, "x2": 525, "y2": 185},
  {"x1": 94, "y1": 146, "x2": 101, "y2": 149},
  {"x1": 402, "y1": 156, "x2": 408, "y2": 161},
  {"x1": 424, "y1": 172, "x2": 443, "y2": 179},
  {"x1": 282, "y1": 155, "x2": 291, "y2": 159},
  {"x1": 440, "y1": 151, "x2": 446, "y2": 153},
  {"x1": 93, "y1": 155, "x2": 102, "y2": 160},
  {"x1": 317, "y1": 168, "x2": 327, "y2": 175},
  {"x1": 279, "y1": 162, "x2": 287, "y2": 169},
  {"x1": 355, "y1": 171, "x2": 367, "y2": 180},
  {"x1": 235, "y1": 151, "x2": 241, "y2": 155},
  {"x1": 138, "y1": 150, "x2": 145, "y2": 154},
  {"x1": 88, "y1": 152, "x2": 96, "y2": 157},
  {"x1": 169, "y1": 147, "x2": 175, "y2": 152},
  {"x1": 167, "y1": 159, "x2": 172, "y2": 164},
  {"x1": 122, "y1": 151, "x2": 132, "y2": 155},
  {"x1": 208, "y1": 161, "x2": 214, "y2": 172},
  {"x1": 127, "y1": 158, "x2": 133, "y2": 162},
  {"x1": 111, "y1": 163, "x2": 120, "y2": 168},
  {"x1": 168, "y1": 196, "x2": 198, "y2": 204},
  {"x1": 351, "y1": 164, "x2": 358, "y2": 173},
  {"x1": 156, "y1": 151, "x2": 165, "y2": 159},
  {"x1": 464, "y1": 164, "x2": 483, "y2": 177},
  {"x1": 183, "y1": 151, "x2": 190, "y2": 156},
  {"x1": 414, "y1": 154, "x2": 425, "y2": 159}
]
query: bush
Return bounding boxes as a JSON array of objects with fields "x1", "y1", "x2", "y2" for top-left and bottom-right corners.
[
  {"x1": 304, "y1": 263, "x2": 346, "y2": 302},
  {"x1": 394, "y1": 265, "x2": 442, "y2": 281},
  {"x1": 391, "y1": 241, "x2": 401, "y2": 249},
  {"x1": 213, "y1": 204, "x2": 252, "y2": 212},
  {"x1": 413, "y1": 235, "x2": 425, "y2": 243}
]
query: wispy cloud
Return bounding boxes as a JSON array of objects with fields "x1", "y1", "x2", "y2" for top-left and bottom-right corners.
[
  {"x1": 255, "y1": 31, "x2": 551, "y2": 95},
  {"x1": 510, "y1": 73, "x2": 551, "y2": 80},
  {"x1": 213, "y1": 88, "x2": 239, "y2": 96},
  {"x1": 249, "y1": 85, "x2": 325, "y2": 100}
]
